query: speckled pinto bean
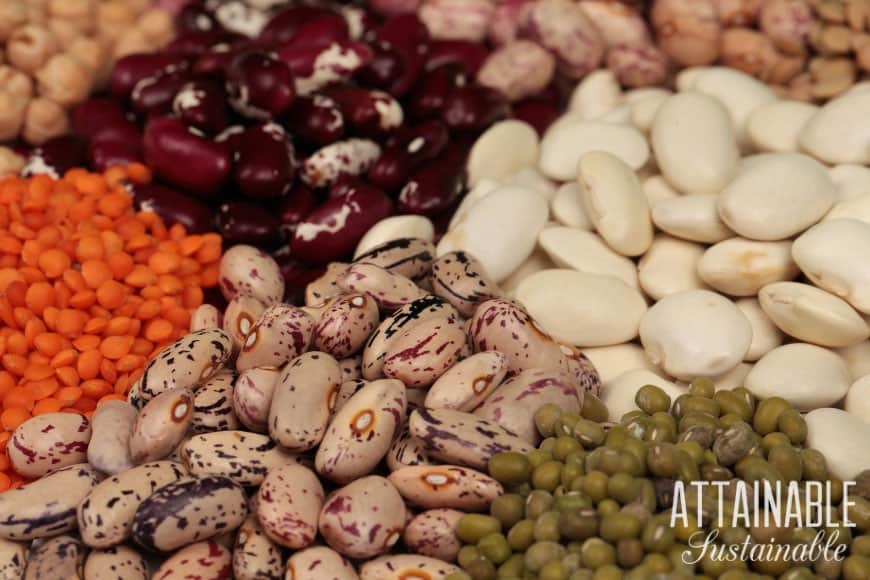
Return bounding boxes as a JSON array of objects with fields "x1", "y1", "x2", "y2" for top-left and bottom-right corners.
[
  {"x1": 131, "y1": 475, "x2": 248, "y2": 552},
  {"x1": 152, "y1": 541, "x2": 232, "y2": 580},
  {"x1": 181, "y1": 431, "x2": 299, "y2": 487},
  {"x1": 233, "y1": 367, "x2": 280, "y2": 433},
  {"x1": 408, "y1": 407, "x2": 532, "y2": 470},
  {"x1": 232, "y1": 516, "x2": 282, "y2": 580},
  {"x1": 8, "y1": 412, "x2": 91, "y2": 479},
  {"x1": 388, "y1": 464, "x2": 502, "y2": 511},
  {"x1": 78, "y1": 461, "x2": 187, "y2": 548},
  {"x1": 340, "y1": 355, "x2": 362, "y2": 382},
  {"x1": 269, "y1": 352, "x2": 341, "y2": 452},
  {"x1": 300, "y1": 138, "x2": 382, "y2": 188},
  {"x1": 362, "y1": 295, "x2": 459, "y2": 380},
  {"x1": 285, "y1": 546, "x2": 358, "y2": 580},
  {"x1": 337, "y1": 263, "x2": 428, "y2": 311},
  {"x1": 128, "y1": 328, "x2": 233, "y2": 409},
  {"x1": 236, "y1": 305, "x2": 316, "y2": 372},
  {"x1": 431, "y1": 251, "x2": 503, "y2": 318},
  {"x1": 318, "y1": 475, "x2": 407, "y2": 559},
  {"x1": 387, "y1": 423, "x2": 431, "y2": 472},
  {"x1": 425, "y1": 351, "x2": 509, "y2": 411},
  {"x1": 306, "y1": 263, "x2": 350, "y2": 308},
  {"x1": 223, "y1": 296, "x2": 267, "y2": 351},
  {"x1": 354, "y1": 238, "x2": 435, "y2": 282},
  {"x1": 562, "y1": 345, "x2": 603, "y2": 397},
  {"x1": 87, "y1": 402, "x2": 137, "y2": 475},
  {"x1": 255, "y1": 463, "x2": 324, "y2": 549},
  {"x1": 314, "y1": 293, "x2": 380, "y2": 358},
  {"x1": 334, "y1": 379, "x2": 369, "y2": 413},
  {"x1": 520, "y1": 0, "x2": 606, "y2": 78},
  {"x1": 24, "y1": 535, "x2": 85, "y2": 580},
  {"x1": 0, "y1": 538, "x2": 27, "y2": 579},
  {"x1": 0, "y1": 464, "x2": 101, "y2": 541},
  {"x1": 191, "y1": 304, "x2": 223, "y2": 331},
  {"x1": 129, "y1": 387, "x2": 194, "y2": 465},
  {"x1": 84, "y1": 545, "x2": 148, "y2": 580},
  {"x1": 219, "y1": 244, "x2": 285, "y2": 307},
  {"x1": 403, "y1": 509, "x2": 464, "y2": 562},
  {"x1": 315, "y1": 379, "x2": 407, "y2": 483},
  {"x1": 359, "y1": 554, "x2": 462, "y2": 580},
  {"x1": 192, "y1": 370, "x2": 240, "y2": 434},
  {"x1": 382, "y1": 315, "x2": 467, "y2": 388}
]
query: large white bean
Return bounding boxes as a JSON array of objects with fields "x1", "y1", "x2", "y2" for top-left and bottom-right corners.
[{"x1": 697, "y1": 238, "x2": 799, "y2": 297}]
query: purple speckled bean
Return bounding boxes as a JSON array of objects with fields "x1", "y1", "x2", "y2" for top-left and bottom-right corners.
[
  {"x1": 519, "y1": 0, "x2": 605, "y2": 79},
  {"x1": 8, "y1": 412, "x2": 91, "y2": 479},
  {"x1": 315, "y1": 379, "x2": 407, "y2": 484},
  {"x1": 191, "y1": 303, "x2": 222, "y2": 331},
  {"x1": 318, "y1": 475, "x2": 406, "y2": 559},
  {"x1": 87, "y1": 400, "x2": 137, "y2": 475},
  {"x1": 223, "y1": 296, "x2": 267, "y2": 352},
  {"x1": 360, "y1": 554, "x2": 461, "y2": 580},
  {"x1": 339, "y1": 355, "x2": 362, "y2": 382},
  {"x1": 476, "y1": 40, "x2": 556, "y2": 102},
  {"x1": 129, "y1": 387, "x2": 194, "y2": 465},
  {"x1": 353, "y1": 238, "x2": 435, "y2": 281},
  {"x1": 236, "y1": 305, "x2": 315, "y2": 371},
  {"x1": 314, "y1": 294, "x2": 380, "y2": 359},
  {"x1": 337, "y1": 263, "x2": 427, "y2": 311},
  {"x1": 419, "y1": 0, "x2": 494, "y2": 41},
  {"x1": 403, "y1": 509, "x2": 464, "y2": 562},
  {"x1": 191, "y1": 371, "x2": 240, "y2": 434},
  {"x1": 83, "y1": 545, "x2": 148, "y2": 580},
  {"x1": 256, "y1": 463, "x2": 323, "y2": 549},
  {"x1": 152, "y1": 541, "x2": 232, "y2": 579},
  {"x1": 233, "y1": 516, "x2": 282, "y2": 580},
  {"x1": 333, "y1": 379, "x2": 369, "y2": 414},
  {"x1": 24, "y1": 535, "x2": 85, "y2": 580},
  {"x1": 431, "y1": 251, "x2": 502, "y2": 317},
  {"x1": 425, "y1": 351, "x2": 509, "y2": 412},
  {"x1": 0, "y1": 538, "x2": 27, "y2": 579},
  {"x1": 382, "y1": 315, "x2": 466, "y2": 388},
  {"x1": 269, "y1": 352, "x2": 342, "y2": 452},
  {"x1": 219, "y1": 245, "x2": 285, "y2": 307},
  {"x1": 388, "y1": 464, "x2": 502, "y2": 511},
  {"x1": 233, "y1": 368, "x2": 280, "y2": 433},
  {"x1": 182, "y1": 431, "x2": 298, "y2": 487},
  {"x1": 305, "y1": 263, "x2": 350, "y2": 307},
  {"x1": 408, "y1": 407, "x2": 532, "y2": 470},
  {"x1": 285, "y1": 546, "x2": 358, "y2": 580},
  {"x1": 386, "y1": 423, "x2": 430, "y2": 472}
]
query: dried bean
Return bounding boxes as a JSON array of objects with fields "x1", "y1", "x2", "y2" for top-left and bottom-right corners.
[
  {"x1": 314, "y1": 294, "x2": 381, "y2": 358},
  {"x1": 152, "y1": 541, "x2": 232, "y2": 579},
  {"x1": 8, "y1": 412, "x2": 90, "y2": 479},
  {"x1": 235, "y1": 304, "x2": 315, "y2": 371},
  {"x1": 233, "y1": 367, "x2": 280, "y2": 433},
  {"x1": 181, "y1": 431, "x2": 298, "y2": 486},
  {"x1": 24, "y1": 535, "x2": 85, "y2": 580},
  {"x1": 425, "y1": 351, "x2": 509, "y2": 412},
  {"x1": 388, "y1": 464, "x2": 503, "y2": 511},
  {"x1": 337, "y1": 263, "x2": 427, "y2": 311},
  {"x1": 256, "y1": 463, "x2": 324, "y2": 549},
  {"x1": 383, "y1": 315, "x2": 467, "y2": 388},
  {"x1": 84, "y1": 545, "x2": 148, "y2": 580},
  {"x1": 285, "y1": 546, "x2": 358, "y2": 580},
  {"x1": 232, "y1": 516, "x2": 282, "y2": 580},
  {"x1": 129, "y1": 387, "x2": 194, "y2": 464}
]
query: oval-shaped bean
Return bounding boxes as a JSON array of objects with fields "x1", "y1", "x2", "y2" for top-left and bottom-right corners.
[
  {"x1": 233, "y1": 368, "x2": 280, "y2": 433},
  {"x1": 84, "y1": 545, "x2": 148, "y2": 580},
  {"x1": 132, "y1": 476, "x2": 248, "y2": 552},
  {"x1": 24, "y1": 535, "x2": 85, "y2": 580},
  {"x1": 191, "y1": 304, "x2": 222, "y2": 331},
  {"x1": 182, "y1": 431, "x2": 299, "y2": 487},
  {"x1": 236, "y1": 305, "x2": 316, "y2": 372},
  {"x1": 388, "y1": 465, "x2": 503, "y2": 511},
  {"x1": 305, "y1": 263, "x2": 349, "y2": 307},
  {"x1": 0, "y1": 538, "x2": 27, "y2": 579},
  {"x1": 382, "y1": 316, "x2": 467, "y2": 388},
  {"x1": 353, "y1": 238, "x2": 435, "y2": 281},
  {"x1": 129, "y1": 387, "x2": 194, "y2": 465},
  {"x1": 78, "y1": 461, "x2": 187, "y2": 548},
  {"x1": 314, "y1": 294, "x2": 380, "y2": 358},
  {"x1": 318, "y1": 476, "x2": 407, "y2": 559},
  {"x1": 315, "y1": 379, "x2": 407, "y2": 483},
  {"x1": 0, "y1": 464, "x2": 100, "y2": 542},
  {"x1": 360, "y1": 554, "x2": 461, "y2": 580},
  {"x1": 285, "y1": 546, "x2": 358, "y2": 580},
  {"x1": 334, "y1": 379, "x2": 368, "y2": 414},
  {"x1": 269, "y1": 352, "x2": 342, "y2": 452},
  {"x1": 219, "y1": 245, "x2": 285, "y2": 306},
  {"x1": 387, "y1": 423, "x2": 431, "y2": 472},
  {"x1": 431, "y1": 251, "x2": 502, "y2": 317},
  {"x1": 425, "y1": 351, "x2": 509, "y2": 412},
  {"x1": 409, "y1": 408, "x2": 532, "y2": 470},
  {"x1": 223, "y1": 296, "x2": 267, "y2": 352},
  {"x1": 403, "y1": 509, "x2": 464, "y2": 562},
  {"x1": 339, "y1": 356, "x2": 362, "y2": 382},
  {"x1": 192, "y1": 370, "x2": 240, "y2": 434},
  {"x1": 256, "y1": 463, "x2": 324, "y2": 549},
  {"x1": 337, "y1": 263, "x2": 428, "y2": 311},
  {"x1": 128, "y1": 328, "x2": 233, "y2": 409},
  {"x1": 8, "y1": 412, "x2": 90, "y2": 479},
  {"x1": 152, "y1": 541, "x2": 232, "y2": 579},
  {"x1": 233, "y1": 516, "x2": 282, "y2": 580}
]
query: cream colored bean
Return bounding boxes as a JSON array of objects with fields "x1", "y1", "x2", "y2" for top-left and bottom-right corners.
[
  {"x1": 313, "y1": 293, "x2": 380, "y2": 358},
  {"x1": 334, "y1": 379, "x2": 368, "y2": 414},
  {"x1": 388, "y1": 464, "x2": 502, "y2": 511},
  {"x1": 508, "y1": 167, "x2": 559, "y2": 201},
  {"x1": 236, "y1": 304, "x2": 315, "y2": 371},
  {"x1": 8, "y1": 412, "x2": 90, "y2": 479},
  {"x1": 152, "y1": 541, "x2": 232, "y2": 580},
  {"x1": 600, "y1": 369, "x2": 687, "y2": 420},
  {"x1": 638, "y1": 235, "x2": 707, "y2": 300},
  {"x1": 256, "y1": 463, "x2": 323, "y2": 549},
  {"x1": 568, "y1": 70, "x2": 621, "y2": 119},
  {"x1": 828, "y1": 164, "x2": 870, "y2": 202},
  {"x1": 838, "y1": 342, "x2": 870, "y2": 379},
  {"x1": 24, "y1": 535, "x2": 85, "y2": 580},
  {"x1": 845, "y1": 375, "x2": 870, "y2": 422},
  {"x1": 735, "y1": 298, "x2": 784, "y2": 362},
  {"x1": 191, "y1": 303, "x2": 222, "y2": 331},
  {"x1": 219, "y1": 244, "x2": 285, "y2": 306},
  {"x1": 538, "y1": 227, "x2": 639, "y2": 288},
  {"x1": 339, "y1": 355, "x2": 362, "y2": 382},
  {"x1": 382, "y1": 315, "x2": 466, "y2": 388},
  {"x1": 269, "y1": 352, "x2": 342, "y2": 451},
  {"x1": 306, "y1": 262, "x2": 349, "y2": 307},
  {"x1": 354, "y1": 216, "x2": 435, "y2": 259},
  {"x1": 84, "y1": 545, "x2": 148, "y2": 580},
  {"x1": 629, "y1": 89, "x2": 672, "y2": 133},
  {"x1": 747, "y1": 100, "x2": 818, "y2": 153},
  {"x1": 641, "y1": 175, "x2": 681, "y2": 207},
  {"x1": 651, "y1": 194, "x2": 734, "y2": 244},
  {"x1": 182, "y1": 431, "x2": 298, "y2": 486},
  {"x1": 223, "y1": 295, "x2": 266, "y2": 351},
  {"x1": 540, "y1": 120, "x2": 649, "y2": 181},
  {"x1": 448, "y1": 178, "x2": 502, "y2": 231},
  {"x1": 825, "y1": 194, "x2": 870, "y2": 226},
  {"x1": 425, "y1": 351, "x2": 509, "y2": 412},
  {"x1": 0, "y1": 538, "x2": 27, "y2": 579},
  {"x1": 337, "y1": 263, "x2": 427, "y2": 311},
  {"x1": 502, "y1": 249, "x2": 557, "y2": 294},
  {"x1": 129, "y1": 387, "x2": 194, "y2": 464},
  {"x1": 403, "y1": 509, "x2": 464, "y2": 562},
  {"x1": 192, "y1": 370, "x2": 239, "y2": 434},
  {"x1": 697, "y1": 238, "x2": 799, "y2": 297},
  {"x1": 430, "y1": 251, "x2": 502, "y2": 317},
  {"x1": 360, "y1": 555, "x2": 461, "y2": 580},
  {"x1": 285, "y1": 546, "x2": 358, "y2": 580},
  {"x1": 799, "y1": 91, "x2": 870, "y2": 165},
  {"x1": 551, "y1": 182, "x2": 593, "y2": 230},
  {"x1": 467, "y1": 120, "x2": 539, "y2": 186}
]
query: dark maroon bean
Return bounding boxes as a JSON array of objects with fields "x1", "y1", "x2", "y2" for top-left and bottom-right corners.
[
  {"x1": 71, "y1": 98, "x2": 129, "y2": 140},
  {"x1": 214, "y1": 125, "x2": 246, "y2": 151},
  {"x1": 131, "y1": 68, "x2": 192, "y2": 116},
  {"x1": 425, "y1": 40, "x2": 490, "y2": 77},
  {"x1": 143, "y1": 116, "x2": 231, "y2": 197},
  {"x1": 273, "y1": 250, "x2": 326, "y2": 305},
  {"x1": 279, "y1": 184, "x2": 317, "y2": 231},
  {"x1": 110, "y1": 53, "x2": 190, "y2": 100},
  {"x1": 217, "y1": 201, "x2": 282, "y2": 245},
  {"x1": 259, "y1": 5, "x2": 331, "y2": 46},
  {"x1": 173, "y1": 79, "x2": 230, "y2": 135},
  {"x1": 407, "y1": 63, "x2": 464, "y2": 120},
  {"x1": 166, "y1": 30, "x2": 240, "y2": 55},
  {"x1": 23, "y1": 135, "x2": 87, "y2": 177},
  {"x1": 132, "y1": 183, "x2": 214, "y2": 234},
  {"x1": 278, "y1": 12, "x2": 349, "y2": 52},
  {"x1": 233, "y1": 123, "x2": 295, "y2": 200},
  {"x1": 277, "y1": 41, "x2": 373, "y2": 92},
  {"x1": 89, "y1": 140, "x2": 143, "y2": 172},
  {"x1": 377, "y1": 13, "x2": 429, "y2": 52},
  {"x1": 284, "y1": 95, "x2": 345, "y2": 147},
  {"x1": 398, "y1": 145, "x2": 467, "y2": 216},
  {"x1": 178, "y1": 4, "x2": 220, "y2": 33},
  {"x1": 356, "y1": 46, "x2": 404, "y2": 91},
  {"x1": 192, "y1": 45, "x2": 238, "y2": 79},
  {"x1": 322, "y1": 87, "x2": 403, "y2": 138},
  {"x1": 374, "y1": 14, "x2": 428, "y2": 97},
  {"x1": 91, "y1": 120, "x2": 142, "y2": 147},
  {"x1": 511, "y1": 99, "x2": 560, "y2": 137},
  {"x1": 291, "y1": 184, "x2": 393, "y2": 264},
  {"x1": 328, "y1": 175, "x2": 370, "y2": 199},
  {"x1": 367, "y1": 121, "x2": 448, "y2": 193},
  {"x1": 226, "y1": 51, "x2": 296, "y2": 119},
  {"x1": 441, "y1": 85, "x2": 508, "y2": 132},
  {"x1": 365, "y1": 146, "x2": 417, "y2": 193},
  {"x1": 390, "y1": 120, "x2": 449, "y2": 156}
]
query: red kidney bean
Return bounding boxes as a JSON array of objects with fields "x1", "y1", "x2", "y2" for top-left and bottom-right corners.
[
  {"x1": 407, "y1": 63, "x2": 464, "y2": 120},
  {"x1": 377, "y1": 13, "x2": 429, "y2": 52},
  {"x1": 273, "y1": 250, "x2": 326, "y2": 304},
  {"x1": 132, "y1": 183, "x2": 214, "y2": 234},
  {"x1": 233, "y1": 123, "x2": 295, "y2": 200},
  {"x1": 178, "y1": 4, "x2": 220, "y2": 33},
  {"x1": 321, "y1": 87, "x2": 403, "y2": 138},
  {"x1": 278, "y1": 12, "x2": 350, "y2": 52},
  {"x1": 398, "y1": 145, "x2": 466, "y2": 216},
  {"x1": 328, "y1": 175, "x2": 370, "y2": 199},
  {"x1": 279, "y1": 184, "x2": 317, "y2": 231},
  {"x1": 90, "y1": 120, "x2": 142, "y2": 147},
  {"x1": 23, "y1": 136, "x2": 87, "y2": 178},
  {"x1": 110, "y1": 53, "x2": 190, "y2": 100},
  {"x1": 441, "y1": 85, "x2": 508, "y2": 132},
  {"x1": 167, "y1": 30, "x2": 241, "y2": 55},
  {"x1": 226, "y1": 51, "x2": 296, "y2": 119},
  {"x1": 370, "y1": 0, "x2": 422, "y2": 16},
  {"x1": 373, "y1": 14, "x2": 428, "y2": 97},
  {"x1": 71, "y1": 99, "x2": 130, "y2": 141},
  {"x1": 278, "y1": 41, "x2": 373, "y2": 96},
  {"x1": 511, "y1": 98, "x2": 561, "y2": 136},
  {"x1": 143, "y1": 116, "x2": 232, "y2": 197},
  {"x1": 284, "y1": 95, "x2": 345, "y2": 148},
  {"x1": 88, "y1": 140, "x2": 144, "y2": 172},
  {"x1": 390, "y1": 120, "x2": 450, "y2": 158},
  {"x1": 217, "y1": 201, "x2": 282, "y2": 245},
  {"x1": 367, "y1": 120, "x2": 448, "y2": 192},
  {"x1": 425, "y1": 41, "x2": 490, "y2": 77},
  {"x1": 131, "y1": 68, "x2": 192, "y2": 116},
  {"x1": 172, "y1": 79, "x2": 230, "y2": 135},
  {"x1": 356, "y1": 46, "x2": 404, "y2": 92},
  {"x1": 192, "y1": 44, "x2": 238, "y2": 79},
  {"x1": 259, "y1": 5, "x2": 334, "y2": 47},
  {"x1": 291, "y1": 185, "x2": 393, "y2": 264}
]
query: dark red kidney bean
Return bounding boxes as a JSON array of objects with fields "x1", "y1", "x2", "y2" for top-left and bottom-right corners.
[
  {"x1": 217, "y1": 201, "x2": 282, "y2": 245},
  {"x1": 425, "y1": 41, "x2": 490, "y2": 77},
  {"x1": 278, "y1": 12, "x2": 349, "y2": 52},
  {"x1": 226, "y1": 51, "x2": 296, "y2": 119},
  {"x1": 441, "y1": 85, "x2": 508, "y2": 132},
  {"x1": 375, "y1": 14, "x2": 428, "y2": 97},
  {"x1": 233, "y1": 123, "x2": 295, "y2": 200},
  {"x1": 131, "y1": 183, "x2": 214, "y2": 234},
  {"x1": 356, "y1": 46, "x2": 403, "y2": 90},
  {"x1": 398, "y1": 145, "x2": 467, "y2": 216},
  {"x1": 273, "y1": 250, "x2": 326, "y2": 305},
  {"x1": 284, "y1": 95, "x2": 345, "y2": 147},
  {"x1": 71, "y1": 99, "x2": 130, "y2": 140},
  {"x1": 365, "y1": 147, "x2": 415, "y2": 193},
  {"x1": 89, "y1": 140, "x2": 143, "y2": 172},
  {"x1": 511, "y1": 98, "x2": 561, "y2": 137},
  {"x1": 377, "y1": 13, "x2": 429, "y2": 51},
  {"x1": 131, "y1": 68, "x2": 192, "y2": 116},
  {"x1": 328, "y1": 175, "x2": 370, "y2": 199},
  {"x1": 172, "y1": 79, "x2": 230, "y2": 135},
  {"x1": 277, "y1": 41, "x2": 373, "y2": 87},
  {"x1": 143, "y1": 116, "x2": 231, "y2": 198},
  {"x1": 259, "y1": 4, "x2": 331, "y2": 46},
  {"x1": 291, "y1": 184, "x2": 393, "y2": 264},
  {"x1": 279, "y1": 184, "x2": 317, "y2": 230},
  {"x1": 367, "y1": 121, "x2": 448, "y2": 193},
  {"x1": 321, "y1": 87, "x2": 403, "y2": 138},
  {"x1": 407, "y1": 63, "x2": 464, "y2": 120},
  {"x1": 166, "y1": 30, "x2": 240, "y2": 55},
  {"x1": 91, "y1": 120, "x2": 142, "y2": 147},
  {"x1": 110, "y1": 53, "x2": 190, "y2": 100},
  {"x1": 178, "y1": 4, "x2": 219, "y2": 33},
  {"x1": 23, "y1": 135, "x2": 87, "y2": 177},
  {"x1": 214, "y1": 125, "x2": 245, "y2": 151},
  {"x1": 390, "y1": 120, "x2": 449, "y2": 158},
  {"x1": 193, "y1": 45, "x2": 238, "y2": 79}
]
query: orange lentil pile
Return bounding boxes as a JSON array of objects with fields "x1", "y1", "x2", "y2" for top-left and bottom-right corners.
[{"x1": 0, "y1": 164, "x2": 221, "y2": 489}]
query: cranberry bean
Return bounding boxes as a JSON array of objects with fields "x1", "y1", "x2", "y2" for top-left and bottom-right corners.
[
  {"x1": 477, "y1": 40, "x2": 556, "y2": 102},
  {"x1": 226, "y1": 51, "x2": 295, "y2": 119},
  {"x1": 337, "y1": 263, "x2": 428, "y2": 311},
  {"x1": 256, "y1": 463, "x2": 324, "y2": 549},
  {"x1": 388, "y1": 464, "x2": 502, "y2": 511},
  {"x1": 370, "y1": 0, "x2": 423, "y2": 16},
  {"x1": 403, "y1": 510, "x2": 464, "y2": 562},
  {"x1": 305, "y1": 263, "x2": 349, "y2": 308},
  {"x1": 223, "y1": 296, "x2": 266, "y2": 350},
  {"x1": 233, "y1": 367, "x2": 280, "y2": 433},
  {"x1": 23, "y1": 136, "x2": 87, "y2": 178},
  {"x1": 353, "y1": 237, "x2": 435, "y2": 281},
  {"x1": 131, "y1": 68, "x2": 192, "y2": 116},
  {"x1": 131, "y1": 183, "x2": 213, "y2": 234},
  {"x1": 490, "y1": 0, "x2": 535, "y2": 46},
  {"x1": 129, "y1": 387, "x2": 194, "y2": 465},
  {"x1": 178, "y1": 4, "x2": 219, "y2": 33},
  {"x1": 167, "y1": 30, "x2": 241, "y2": 55},
  {"x1": 8, "y1": 413, "x2": 90, "y2": 479},
  {"x1": 216, "y1": 201, "x2": 281, "y2": 246},
  {"x1": 408, "y1": 63, "x2": 464, "y2": 120},
  {"x1": 110, "y1": 53, "x2": 190, "y2": 100},
  {"x1": 259, "y1": 5, "x2": 331, "y2": 46},
  {"x1": 431, "y1": 251, "x2": 502, "y2": 317},
  {"x1": 277, "y1": 12, "x2": 350, "y2": 52},
  {"x1": 372, "y1": 14, "x2": 428, "y2": 97},
  {"x1": 279, "y1": 41, "x2": 373, "y2": 96},
  {"x1": 71, "y1": 99, "x2": 130, "y2": 141},
  {"x1": 285, "y1": 547, "x2": 357, "y2": 580},
  {"x1": 314, "y1": 294, "x2": 380, "y2": 358},
  {"x1": 278, "y1": 184, "x2": 317, "y2": 232},
  {"x1": 398, "y1": 146, "x2": 467, "y2": 216},
  {"x1": 441, "y1": 84, "x2": 509, "y2": 133},
  {"x1": 607, "y1": 43, "x2": 671, "y2": 88},
  {"x1": 322, "y1": 87, "x2": 404, "y2": 138},
  {"x1": 291, "y1": 184, "x2": 393, "y2": 264},
  {"x1": 419, "y1": 0, "x2": 494, "y2": 42},
  {"x1": 219, "y1": 243, "x2": 285, "y2": 306},
  {"x1": 300, "y1": 138, "x2": 382, "y2": 189},
  {"x1": 192, "y1": 44, "x2": 238, "y2": 78},
  {"x1": 236, "y1": 304, "x2": 315, "y2": 371},
  {"x1": 519, "y1": 0, "x2": 606, "y2": 79},
  {"x1": 232, "y1": 123, "x2": 295, "y2": 200},
  {"x1": 383, "y1": 315, "x2": 466, "y2": 388},
  {"x1": 89, "y1": 140, "x2": 144, "y2": 173},
  {"x1": 172, "y1": 79, "x2": 230, "y2": 135},
  {"x1": 143, "y1": 116, "x2": 231, "y2": 197},
  {"x1": 425, "y1": 40, "x2": 490, "y2": 77},
  {"x1": 285, "y1": 95, "x2": 345, "y2": 147}
]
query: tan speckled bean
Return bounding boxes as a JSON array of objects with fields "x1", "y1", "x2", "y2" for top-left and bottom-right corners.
[
  {"x1": 83, "y1": 545, "x2": 148, "y2": 580},
  {"x1": 190, "y1": 303, "x2": 222, "y2": 331},
  {"x1": 403, "y1": 509, "x2": 464, "y2": 562},
  {"x1": 129, "y1": 387, "x2": 194, "y2": 464},
  {"x1": 256, "y1": 463, "x2": 324, "y2": 549},
  {"x1": 382, "y1": 315, "x2": 467, "y2": 388},
  {"x1": 181, "y1": 431, "x2": 299, "y2": 486},
  {"x1": 219, "y1": 244, "x2": 285, "y2": 306},
  {"x1": 192, "y1": 370, "x2": 239, "y2": 434},
  {"x1": 223, "y1": 295, "x2": 266, "y2": 351},
  {"x1": 386, "y1": 423, "x2": 431, "y2": 472},
  {"x1": 388, "y1": 464, "x2": 503, "y2": 511},
  {"x1": 337, "y1": 263, "x2": 428, "y2": 311},
  {"x1": 233, "y1": 367, "x2": 280, "y2": 433},
  {"x1": 236, "y1": 304, "x2": 315, "y2": 371},
  {"x1": 152, "y1": 541, "x2": 232, "y2": 580},
  {"x1": 0, "y1": 538, "x2": 27, "y2": 579},
  {"x1": 24, "y1": 535, "x2": 85, "y2": 580},
  {"x1": 359, "y1": 554, "x2": 461, "y2": 580},
  {"x1": 285, "y1": 546, "x2": 358, "y2": 580},
  {"x1": 339, "y1": 355, "x2": 362, "y2": 382},
  {"x1": 88, "y1": 400, "x2": 137, "y2": 475},
  {"x1": 353, "y1": 238, "x2": 435, "y2": 281},
  {"x1": 233, "y1": 516, "x2": 282, "y2": 580},
  {"x1": 334, "y1": 379, "x2": 369, "y2": 414},
  {"x1": 306, "y1": 262, "x2": 349, "y2": 307},
  {"x1": 431, "y1": 251, "x2": 502, "y2": 317},
  {"x1": 8, "y1": 412, "x2": 90, "y2": 478},
  {"x1": 425, "y1": 351, "x2": 509, "y2": 411},
  {"x1": 314, "y1": 293, "x2": 380, "y2": 359}
]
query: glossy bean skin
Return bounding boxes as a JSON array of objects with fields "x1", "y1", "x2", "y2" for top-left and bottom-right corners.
[
  {"x1": 397, "y1": 148, "x2": 467, "y2": 216},
  {"x1": 382, "y1": 316, "x2": 467, "y2": 388},
  {"x1": 129, "y1": 387, "x2": 195, "y2": 465},
  {"x1": 388, "y1": 464, "x2": 502, "y2": 511},
  {"x1": 0, "y1": 538, "x2": 27, "y2": 579},
  {"x1": 431, "y1": 251, "x2": 502, "y2": 317},
  {"x1": 314, "y1": 294, "x2": 380, "y2": 358},
  {"x1": 318, "y1": 476, "x2": 407, "y2": 559},
  {"x1": 353, "y1": 238, "x2": 435, "y2": 281},
  {"x1": 359, "y1": 554, "x2": 461, "y2": 579},
  {"x1": 152, "y1": 541, "x2": 232, "y2": 580},
  {"x1": 226, "y1": 51, "x2": 296, "y2": 119},
  {"x1": 87, "y1": 401, "x2": 137, "y2": 475},
  {"x1": 299, "y1": 138, "x2": 382, "y2": 189},
  {"x1": 256, "y1": 463, "x2": 324, "y2": 549},
  {"x1": 191, "y1": 304, "x2": 223, "y2": 331},
  {"x1": 223, "y1": 296, "x2": 267, "y2": 352},
  {"x1": 109, "y1": 53, "x2": 190, "y2": 100},
  {"x1": 233, "y1": 516, "x2": 282, "y2": 580},
  {"x1": 403, "y1": 509, "x2": 464, "y2": 562},
  {"x1": 232, "y1": 123, "x2": 296, "y2": 200},
  {"x1": 279, "y1": 41, "x2": 373, "y2": 97},
  {"x1": 182, "y1": 431, "x2": 299, "y2": 487},
  {"x1": 334, "y1": 379, "x2": 369, "y2": 414},
  {"x1": 131, "y1": 183, "x2": 214, "y2": 234},
  {"x1": 284, "y1": 546, "x2": 358, "y2": 580},
  {"x1": 217, "y1": 201, "x2": 282, "y2": 246},
  {"x1": 366, "y1": 122, "x2": 449, "y2": 193},
  {"x1": 131, "y1": 68, "x2": 193, "y2": 117},
  {"x1": 339, "y1": 356, "x2": 362, "y2": 382},
  {"x1": 192, "y1": 370, "x2": 240, "y2": 434},
  {"x1": 24, "y1": 535, "x2": 85, "y2": 580},
  {"x1": 83, "y1": 545, "x2": 149, "y2": 580},
  {"x1": 219, "y1": 244, "x2": 285, "y2": 307},
  {"x1": 236, "y1": 305, "x2": 315, "y2": 371},
  {"x1": 233, "y1": 367, "x2": 280, "y2": 433},
  {"x1": 172, "y1": 79, "x2": 231, "y2": 135},
  {"x1": 322, "y1": 86, "x2": 404, "y2": 138},
  {"x1": 386, "y1": 422, "x2": 431, "y2": 471},
  {"x1": 337, "y1": 263, "x2": 427, "y2": 311},
  {"x1": 8, "y1": 412, "x2": 91, "y2": 479},
  {"x1": 305, "y1": 263, "x2": 349, "y2": 307},
  {"x1": 425, "y1": 351, "x2": 509, "y2": 411},
  {"x1": 284, "y1": 95, "x2": 346, "y2": 148}
]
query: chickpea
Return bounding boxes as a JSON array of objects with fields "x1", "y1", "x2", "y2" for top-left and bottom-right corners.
[
  {"x1": 35, "y1": 53, "x2": 93, "y2": 108},
  {"x1": 0, "y1": 147, "x2": 25, "y2": 178},
  {"x1": 67, "y1": 36, "x2": 110, "y2": 89},
  {"x1": 46, "y1": 19, "x2": 81, "y2": 50},
  {"x1": 22, "y1": 97, "x2": 68, "y2": 145},
  {"x1": 47, "y1": 0, "x2": 95, "y2": 33},
  {"x1": 0, "y1": 91, "x2": 27, "y2": 142},
  {"x1": 6, "y1": 25, "x2": 59, "y2": 74},
  {"x1": 97, "y1": 0, "x2": 137, "y2": 42},
  {"x1": 111, "y1": 29, "x2": 152, "y2": 60},
  {"x1": 0, "y1": 0, "x2": 27, "y2": 42},
  {"x1": 0, "y1": 65, "x2": 33, "y2": 99},
  {"x1": 137, "y1": 8, "x2": 176, "y2": 47}
]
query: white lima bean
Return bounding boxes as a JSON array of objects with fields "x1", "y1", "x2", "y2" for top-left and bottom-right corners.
[
  {"x1": 538, "y1": 227, "x2": 639, "y2": 288},
  {"x1": 696, "y1": 238, "x2": 798, "y2": 297},
  {"x1": 600, "y1": 369, "x2": 686, "y2": 420},
  {"x1": 637, "y1": 235, "x2": 707, "y2": 300},
  {"x1": 539, "y1": 119, "x2": 649, "y2": 181},
  {"x1": 805, "y1": 408, "x2": 870, "y2": 480},
  {"x1": 466, "y1": 120, "x2": 539, "y2": 186}
]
